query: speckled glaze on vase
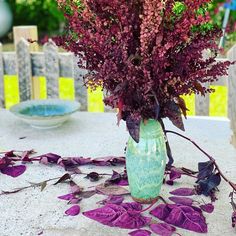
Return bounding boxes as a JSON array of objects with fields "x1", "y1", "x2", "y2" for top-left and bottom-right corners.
[{"x1": 126, "y1": 119, "x2": 167, "y2": 203}]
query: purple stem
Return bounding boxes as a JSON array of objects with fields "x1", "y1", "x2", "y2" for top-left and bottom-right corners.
[{"x1": 165, "y1": 130, "x2": 236, "y2": 191}]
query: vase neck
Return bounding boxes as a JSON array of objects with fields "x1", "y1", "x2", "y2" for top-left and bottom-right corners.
[{"x1": 140, "y1": 119, "x2": 164, "y2": 139}]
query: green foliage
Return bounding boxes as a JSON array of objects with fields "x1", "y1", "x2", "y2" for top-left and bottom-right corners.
[
  {"x1": 7, "y1": 0, "x2": 65, "y2": 36},
  {"x1": 209, "y1": 0, "x2": 236, "y2": 47}
]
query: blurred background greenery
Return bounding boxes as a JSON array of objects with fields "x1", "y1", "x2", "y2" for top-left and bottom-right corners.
[
  {"x1": 8, "y1": 0, "x2": 65, "y2": 37},
  {"x1": 2, "y1": 0, "x2": 236, "y2": 49}
]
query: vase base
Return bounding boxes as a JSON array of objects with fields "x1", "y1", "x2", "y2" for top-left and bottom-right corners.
[{"x1": 132, "y1": 196, "x2": 159, "y2": 204}]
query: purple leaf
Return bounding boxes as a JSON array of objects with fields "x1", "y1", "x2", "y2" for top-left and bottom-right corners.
[
  {"x1": 126, "y1": 116, "x2": 141, "y2": 143},
  {"x1": 197, "y1": 161, "x2": 214, "y2": 180},
  {"x1": 100, "y1": 195, "x2": 124, "y2": 205},
  {"x1": 65, "y1": 205, "x2": 80, "y2": 216},
  {"x1": 58, "y1": 193, "x2": 74, "y2": 201},
  {"x1": 121, "y1": 202, "x2": 143, "y2": 211},
  {"x1": 96, "y1": 184, "x2": 129, "y2": 196},
  {"x1": 38, "y1": 153, "x2": 62, "y2": 164},
  {"x1": 150, "y1": 204, "x2": 207, "y2": 233},
  {"x1": 1, "y1": 165, "x2": 26, "y2": 177},
  {"x1": 59, "y1": 157, "x2": 92, "y2": 169},
  {"x1": 197, "y1": 173, "x2": 221, "y2": 196},
  {"x1": 106, "y1": 170, "x2": 121, "y2": 183},
  {"x1": 150, "y1": 223, "x2": 176, "y2": 236},
  {"x1": 170, "y1": 188, "x2": 195, "y2": 196},
  {"x1": 0, "y1": 157, "x2": 11, "y2": 170},
  {"x1": 92, "y1": 156, "x2": 125, "y2": 166},
  {"x1": 83, "y1": 203, "x2": 150, "y2": 229},
  {"x1": 117, "y1": 179, "x2": 129, "y2": 186},
  {"x1": 232, "y1": 211, "x2": 236, "y2": 227},
  {"x1": 86, "y1": 172, "x2": 101, "y2": 182},
  {"x1": 4, "y1": 150, "x2": 16, "y2": 157},
  {"x1": 105, "y1": 170, "x2": 129, "y2": 186},
  {"x1": 79, "y1": 190, "x2": 96, "y2": 199},
  {"x1": 112, "y1": 211, "x2": 151, "y2": 229},
  {"x1": 129, "y1": 229, "x2": 152, "y2": 236},
  {"x1": 200, "y1": 203, "x2": 214, "y2": 213},
  {"x1": 70, "y1": 181, "x2": 81, "y2": 194},
  {"x1": 53, "y1": 173, "x2": 71, "y2": 185},
  {"x1": 169, "y1": 196, "x2": 193, "y2": 206},
  {"x1": 165, "y1": 101, "x2": 185, "y2": 131},
  {"x1": 21, "y1": 150, "x2": 34, "y2": 162},
  {"x1": 68, "y1": 197, "x2": 82, "y2": 204},
  {"x1": 166, "y1": 168, "x2": 182, "y2": 185}
]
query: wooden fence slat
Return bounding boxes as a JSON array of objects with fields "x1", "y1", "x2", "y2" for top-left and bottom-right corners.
[
  {"x1": 31, "y1": 52, "x2": 44, "y2": 76},
  {"x1": 3, "y1": 52, "x2": 17, "y2": 75},
  {"x1": 0, "y1": 43, "x2": 4, "y2": 107},
  {"x1": 59, "y1": 53, "x2": 74, "y2": 78},
  {"x1": 227, "y1": 45, "x2": 236, "y2": 147},
  {"x1": 74, "y1": 56, "x2": 87, "y2": 111},
  {"x1": 43, "y1": 39, "x2": 59, "y2": 98},
  {"x1": 195, "y1": 82, "x2": 210, "y2": 116},
  {"x1": 16, "y1": 38, "x2": 32, "y2": 101},
  {"x1": 211, "y1": 75, "x2": 227, "y2": 86}
]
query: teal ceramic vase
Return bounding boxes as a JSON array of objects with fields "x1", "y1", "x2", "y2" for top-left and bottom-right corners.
[{"x1": 126, "y1": 119, "x2": 167, "y2": 203}]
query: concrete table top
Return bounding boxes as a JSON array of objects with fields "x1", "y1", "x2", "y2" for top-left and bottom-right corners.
[{"x1": 0, "y1": 110, "x2": 236, "y2": 236}]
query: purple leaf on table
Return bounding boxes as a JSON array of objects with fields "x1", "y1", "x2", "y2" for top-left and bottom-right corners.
[
  {"x1": 4, "y1": 150, "x2": 16, "y2": 157},
  {"x1": 21, "y1": 150, "x2": 34, "y2": 162},
  {"x1": 197, "y1": 161, "x2": 214, "y2": 180},
  {"x1": 166, "y1": 167, "x2": 182, "y2": 185},
  {"x1": 117, "y1": 179, "x2": 129, "y2": 186},
  {"x1": 150, "y1": 223, "x2": 176, "y2": 236},
  {"x1": 169, "y1": 196, "x2": 193, "y2": 206},
  {"x1": 38, "y1": 153, "x2": 62, "y2": 164},
  {"x1": 100, "y1": 195, "x2": 124, "y2": 205},
  {"x1": 129, "y1": 229, "x2": 152, "y2": 236},
  {"x1": 197, "y1": 173, "x2": 221, "y2": 196},
  {"x1": 70, "y1": 181, "x2": 82, "y2": 194},
  {"x1": 232, "y1": 211, "x2": 236, "y2": 227},
  {"x1": 92, "y1": 156, "x2": 126, "y2": 166},
  {"x1": 112, "y1": 211, "x2": 151, "y2": 229},
  {"x1": 107, "y1": 170, "x2": 121, "y2": 183},
  {"x1": 79, "y1": 190, "x2": 96, "y2": 199},
  {"x1": 105, "y1": 170, "x2": 129, "y2": 186},
  {"x1": 68, "y1": 197, "x2": 82, "y2": 204},
  {"x1": 170, "y1": 188, "x2": 196, "y2": 196},
  {"x1": 0, "y1": 157, "x2": 11, "y2": 170},
  {"x1": 53, "y1": 173, "x2": 71, "y2": 185},
  {"x1": 59, "y1": 157, "x2": 92, "y2": 169},
  {"x1": 96, "y1": 184, "x2": 129, "y2": 196},
  {"x1": 150, "y1": 204, "x2": 207, "y2": 233},
  {"x1": 121, "y1": 202, "x2": 143, "y2": 211},
  {"x1": 86, "y1": 172, "x2": 101, "y2": 182},
  {"x1": 58, "y1": 193, "x2": 74, "y2": 201},
  {"x1": 1, "y1": 165, "x2": 26, "y2": 177},
  {"x1": 83, "y1": 203, "x2": 151, "y2": 229},
  {"x1": 200, "y1": 203, "x2": 214, "y2": 213},
  {"x1": 65, "y1": 205, "x2": 80, "y2": 216}
]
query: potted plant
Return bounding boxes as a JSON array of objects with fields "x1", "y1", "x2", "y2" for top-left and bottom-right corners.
[{"x1": 56, "y1": 0, "x2": 230, "y2": 203}]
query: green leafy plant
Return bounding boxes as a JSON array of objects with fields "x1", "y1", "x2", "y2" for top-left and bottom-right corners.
[{"x1": 7, "y1": 0, "x2": 65, "y2": 36}]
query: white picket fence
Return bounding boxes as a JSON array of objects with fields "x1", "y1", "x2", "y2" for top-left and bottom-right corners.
[{"x1": 0, "y1": 38, "x2": 88, "y2": 110}]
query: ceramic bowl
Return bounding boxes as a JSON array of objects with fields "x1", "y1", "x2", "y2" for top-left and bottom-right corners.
[{"x1": 10, "y1": 99, "x2": 80, "y2": 129}]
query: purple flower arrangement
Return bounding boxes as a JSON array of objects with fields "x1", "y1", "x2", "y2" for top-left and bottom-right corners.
[{"x1": 56, "y1": 0, "x2": 230, "y2": 141}]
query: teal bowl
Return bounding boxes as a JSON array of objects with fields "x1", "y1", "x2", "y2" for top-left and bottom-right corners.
[{"x1": 10, "y1": 99, "x2": 80, "y2": 129}]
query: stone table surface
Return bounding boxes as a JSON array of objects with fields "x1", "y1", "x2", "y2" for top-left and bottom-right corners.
[{"x1": 0, "y1": 110, "x2": 236, "y2": 236}]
